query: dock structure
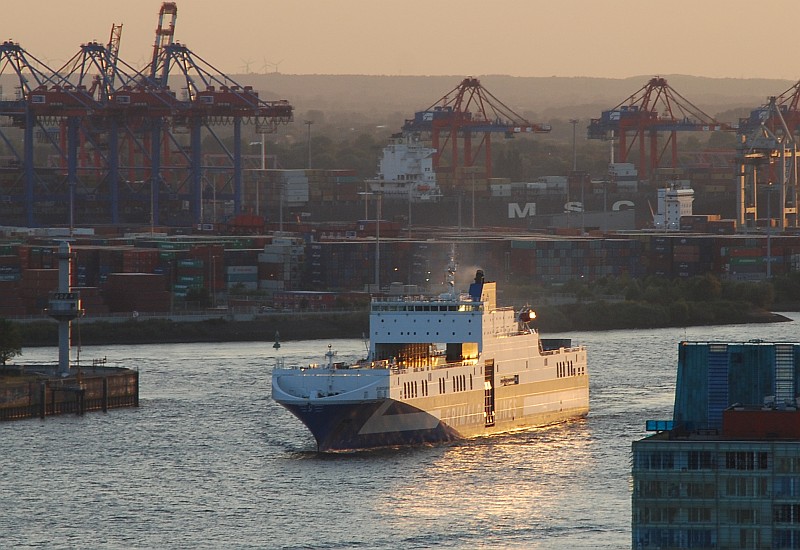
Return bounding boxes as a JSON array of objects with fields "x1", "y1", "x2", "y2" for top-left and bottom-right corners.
[
  {"x1": 0, "y1": 365, "x2": 139, "y2": 421},
  {"x1": 0, "y1": 241, "x2": 140, "y2": 421}
]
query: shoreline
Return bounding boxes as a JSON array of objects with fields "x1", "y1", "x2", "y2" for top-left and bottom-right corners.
[{"x1": 12, "y1": 306, "x2": 794, "y2": 348}]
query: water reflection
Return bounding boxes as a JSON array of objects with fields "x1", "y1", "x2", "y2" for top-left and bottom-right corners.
[{"x1": 6, "y1": 315, "x2": 798, "y2": 549}]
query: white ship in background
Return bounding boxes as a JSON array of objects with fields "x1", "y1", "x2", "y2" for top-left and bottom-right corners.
[
  {"x1": 652, "y1": 180, "x2": 694, "y2": 230},
  {"x1": 366, "y1": 133, "x2": 441, "y2": 202}
]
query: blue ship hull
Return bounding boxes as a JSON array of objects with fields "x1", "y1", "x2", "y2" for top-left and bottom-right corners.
[{"x1": 282, "y1": 400, "x2": 461, "y2": 452}]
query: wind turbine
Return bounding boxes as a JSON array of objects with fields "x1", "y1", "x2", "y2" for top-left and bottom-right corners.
[
  {"x1": 240, "y1": 58, "x2": 255, "y2": 74},
  {"x1": 262, "y1": 58, "x2": 284, "y2": 74}
]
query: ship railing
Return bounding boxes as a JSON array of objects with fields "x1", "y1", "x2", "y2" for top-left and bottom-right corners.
[
  {"x1": 428, "y1": 358, "x2": 478, "y2": 370},
  {"x1": 372, "y1": 295, "x2": 430, "y2": 303},
  {"x1": 365, "y1": 359, "x2": 392, "y2": 369},
  {"x1": 371, "y1": 294, "x2": 482, "y2": 307},
  {"x1": 540, "y1": 346, "x2": 585, "y2": 355}
]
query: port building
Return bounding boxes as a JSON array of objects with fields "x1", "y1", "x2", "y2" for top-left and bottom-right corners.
[{"x1": 632, "y1": 342, "x2": 800, "y2": 549}]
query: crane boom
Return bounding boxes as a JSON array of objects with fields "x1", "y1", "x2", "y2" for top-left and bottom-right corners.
[
  {"x1": 150, "y1": 2, "x2": 178, "y2": 86},
  {"x1": 101, "y1": 23, "x2": 123, "y2": 98},
  {"x1": 588, "y1": 76, "x2": 735, "y2": 177}
]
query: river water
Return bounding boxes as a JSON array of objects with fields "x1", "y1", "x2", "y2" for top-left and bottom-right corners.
[{"x1": 2, "y1": 314, "x2": 799, "y2": 549}]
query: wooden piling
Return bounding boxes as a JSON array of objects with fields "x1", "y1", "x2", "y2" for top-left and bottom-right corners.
[
  {"x1": 39, "y1": 382, "x2": 46, "y2": 419},
  {"x1": 1, "y1": 367, "x2": 139, "y2": 421}
]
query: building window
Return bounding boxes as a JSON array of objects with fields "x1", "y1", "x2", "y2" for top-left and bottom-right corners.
[
  {"x1": 688, "y1": 507, "x2": 712, "y2": 523},
  {"x1": 688, "y1": 529, "x2": 714, "y2": 548},
  {"x1": 773, "y1": 529, "x2": 800, "y2": 549},
  {"x1": 775, "y1": 504, "x2": 800, "y2": 524},
  {"x1": 636, "y1": 450, "x2": 675, "y2": 470},
  {"x1": 636, "y1": 480, "x2": 664, "y2": 498},
  {"x1": 725, "y1": 451, "x2": 768, "y2": 470},
  {"x1": 774, "y1": 477, "x2": 800, "y2": 498},
  {"x1": 726, "y1": 476, "x2": 768, "y2": 497},
  {"x1": 777, "y1": 457, "x2": 800, "y2": 473},
  {"x1": 688, "y1": 450, "x2": 715, "y2": 470},
  {"x1": 730, "y1": 508, "x2": 759, "y2": 524},
  {"x1": 687, "y1": 482, "x2": 716, "y2": 499}
]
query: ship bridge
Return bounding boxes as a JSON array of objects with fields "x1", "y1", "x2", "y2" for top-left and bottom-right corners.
[{"x1": 368, "y1": 271, "x2": 521, "y2": 368}]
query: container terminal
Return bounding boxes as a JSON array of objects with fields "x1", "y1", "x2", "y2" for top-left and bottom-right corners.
[
  {"x1": 0, "y1": 4, "x2": 799, "y2": 236},
  {"x1": 2, "y1": 4, "x2": 800, "y2": 413}
]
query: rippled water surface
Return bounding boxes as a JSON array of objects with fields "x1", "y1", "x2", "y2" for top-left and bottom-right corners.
[{"x1": 3, "y1": 314, "x2": 798, "y2": 549}]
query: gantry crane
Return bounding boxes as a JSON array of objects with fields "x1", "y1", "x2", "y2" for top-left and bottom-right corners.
[
  {"x1": 104, "y1": 24, "x2": 123, "y2": 92},
  {"x1": 0, "y1": 2, "x2": 292, "y2": 228},
  {"x1": 402, "y1": 77, "x2": 550, "y2": 188},
  {"x1": 588, "y1": 77, "x2": 735, "y2": 179},
  {"x1": 736, "y1": 96, "x2": 799, "y2": 231},
  {"x1": 740, "y1": 79, "x2": 800, "y2": 138},
  {"x1": 149, "y1": 2, "x2": 177, "y2": 88}
]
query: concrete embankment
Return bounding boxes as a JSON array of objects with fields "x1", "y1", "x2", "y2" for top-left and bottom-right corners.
[
  {"x1": 12, "y1": 305, "x2": 792, "y2": 348},
  {"x1": 0, "y1": 366, "x2": 139, "y2": 421},
  {"x1": 17, "y1": 311, "x2": 370, "y2": 347}
]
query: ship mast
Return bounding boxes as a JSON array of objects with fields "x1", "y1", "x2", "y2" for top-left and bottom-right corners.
[{"x1": 445, "y1": 244, "x2": 457, "y2": 298}]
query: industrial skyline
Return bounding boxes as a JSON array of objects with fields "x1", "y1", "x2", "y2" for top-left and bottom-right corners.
[{"x1": 5, "y1": 0, "x2": 800, "y2": 81}]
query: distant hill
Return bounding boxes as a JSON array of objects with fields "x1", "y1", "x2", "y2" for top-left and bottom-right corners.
[
  {"x1": 0, "y1": 73, "x2": 794, "y2": 124},
  {"x1": 230, "y1": 73, "x2": 796, "y2": 121}
]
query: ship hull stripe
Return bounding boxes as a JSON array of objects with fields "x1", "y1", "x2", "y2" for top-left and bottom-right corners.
[{"x1": 281, "y1": 400, "x2": 460, "y2": 452}]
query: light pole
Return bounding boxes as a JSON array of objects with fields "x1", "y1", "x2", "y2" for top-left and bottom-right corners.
[
  {"x1": 259, "y1": 133, "x2": 266, "y2": 217},
  {"x1": 363, "y1": 180, "x2": 370, "y2": 220},
  {"x1": 568, "y1": 119, "x2": 580, "y2": 230},
  {"x1": 569, "y1": 119, "x2": 578, "y2": 172},
  {"x1": 767, "y1": 181, "x2": 773, "y2": 278},
  {"x1": 408, "y1": 183, "x2": 412, "y2": 237},
  {"x1": 150, "y1": 175, "x2": 156, "y2": 235},
  {"x1": 304, "y1": 120, "x2": 313, "y2": 169},
  {"x1": 248, "y1": 139, "x2": 266, "y2": 215},
  {"x1": 359, "y1": 191, "x2": 382, "y2": 292},
  {"x1": 279, "y1": 181, "x2": 284, "y2": 232},
  {"x1": 376, "y1": 193, "x2": 381, "y2": 291},
  {"x1": 463, "y1": 166, "x2": 478, "y2": 229},
  {"x1": 471, "y1": 170, "x2": 476, "y2": 229},
  {"x1": 212, "y1": 181, "x2": 217, "y2": 226},
  {"x1": 211, "y1": 253, "x2": 216, "y2": 308}
]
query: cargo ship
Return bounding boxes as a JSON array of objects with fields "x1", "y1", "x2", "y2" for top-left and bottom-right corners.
[
  {"x1": 271, "y1": 266, "x2": 589, "y2": 451},
  {"x1": 365, "y1": 133, "x2": 441, "y2": 202}
]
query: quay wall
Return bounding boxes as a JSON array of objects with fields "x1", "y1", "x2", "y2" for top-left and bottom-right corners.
[{"x1": 0, "y1": 367, "x2": 139, "y2": 421}]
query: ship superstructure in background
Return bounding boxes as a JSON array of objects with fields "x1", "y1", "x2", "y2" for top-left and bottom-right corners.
[
  {"x1": 271, "y1": 267, "x2": 589, "y2": 451},
  {"x1": 366, "y1": 134, "x2": 440, "y2": 202},
  {"x1": 652, "y1": 181, "x2": 694, "y2": 230}
]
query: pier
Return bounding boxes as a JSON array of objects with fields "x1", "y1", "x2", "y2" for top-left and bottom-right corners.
[
  {"x1": 0, "y1": 365, "x2": 139, "y2": 421},
  {"x1": 0, "y1": 241, "x2": 140, "y2": 421}
]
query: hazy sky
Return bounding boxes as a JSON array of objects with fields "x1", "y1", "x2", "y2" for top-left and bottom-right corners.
[{"x1": 6, "y1": 1, "x2": 799, "y2": 80}]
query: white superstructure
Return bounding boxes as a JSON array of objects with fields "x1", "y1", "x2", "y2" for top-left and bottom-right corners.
[
  {"x1": 366, "y1": 134, "x2": 440, "y2": 202},
  {"x1": 654, "y1": 181, "x2": 694, "y2": 230}
]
